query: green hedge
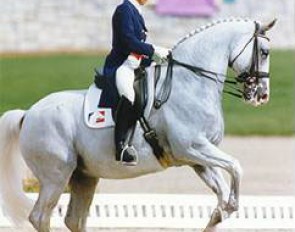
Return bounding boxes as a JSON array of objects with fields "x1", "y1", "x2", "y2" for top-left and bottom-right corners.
[{"x1": 0, "y1": 50, "x2": 294, "y2": 135}]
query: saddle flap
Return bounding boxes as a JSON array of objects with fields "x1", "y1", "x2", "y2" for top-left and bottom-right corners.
[
  {"x1": 136, "y1": 65, "x2": 157, "y2": 119},
  {"x1": 134, "y1": 68, "x2": 148, "y2": 116}
]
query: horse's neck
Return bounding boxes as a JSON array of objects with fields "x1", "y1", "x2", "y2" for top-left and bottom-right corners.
[
  {"x1": 172, "y1": 21, "x2": 254, "y2": 77},
  {"x1": 168, "y1": 21, "x2": 256, "y2": 103},
  {"x1": 150, "y1": 22, "x2": 255, "y2": 124},
  {"x1": 169, "y1": 30, "x2": 230, "y2": 105},
  {"x1": 144, "y1": 21, "x2": 256, "y2": 154},
  {"x1": 173, "y1": 32, "x2": 228, "y2": 77}
]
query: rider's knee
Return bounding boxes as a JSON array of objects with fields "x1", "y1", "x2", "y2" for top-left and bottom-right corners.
[
  {"x1": 116, "y1": 65, "x2": 136, "y2": 103},
  {"x1": 116, "y1": 64, "x2": 134, "y2": 80}
]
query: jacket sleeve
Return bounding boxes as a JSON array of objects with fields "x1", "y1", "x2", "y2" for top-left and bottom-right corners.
[{"x1": 116, "y1": 7, "x2": 154, "y2": 57}]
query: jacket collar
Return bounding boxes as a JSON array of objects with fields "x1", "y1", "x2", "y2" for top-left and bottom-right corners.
[{"x1": 126, "y1": 0, "x2": 142, "y2": 14}]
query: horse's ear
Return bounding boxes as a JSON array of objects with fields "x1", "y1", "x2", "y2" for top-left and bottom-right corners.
[{"x1": 261, "y1": 18, "x2": 277, "y2": 33}]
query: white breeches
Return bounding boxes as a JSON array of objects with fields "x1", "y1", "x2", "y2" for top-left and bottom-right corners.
[{"x1": 116, "y1": 55, "x2": 141, "y2": 104}]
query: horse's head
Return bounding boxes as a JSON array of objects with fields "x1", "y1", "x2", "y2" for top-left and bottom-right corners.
[{"x1": 229, "y1": 19, "x2": 277, "y2": 106}]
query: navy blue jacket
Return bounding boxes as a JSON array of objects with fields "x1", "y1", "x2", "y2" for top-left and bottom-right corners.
[{"x1": 103, "y1": 0, "x2": 154, "y2": 77}]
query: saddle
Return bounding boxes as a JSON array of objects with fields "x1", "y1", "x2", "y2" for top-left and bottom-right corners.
[
  {"x1": 85, "y1": 62, "x2": 173, "y2": 166},
  {"x1": 93, "y1": 67, "x2": 152, "y2": 119}
]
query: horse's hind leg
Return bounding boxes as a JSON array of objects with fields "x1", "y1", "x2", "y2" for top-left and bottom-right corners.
[
  {"x1": 65, "y1": 169, "x2": 98, "y2": 232},
  {"x1": 27, "y1": 153, "x2": 76, "y2": 232}
]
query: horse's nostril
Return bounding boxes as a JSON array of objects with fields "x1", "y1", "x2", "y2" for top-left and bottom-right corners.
[{"x1": 261, "y1": 94, "x2": 268, "y2": 100}]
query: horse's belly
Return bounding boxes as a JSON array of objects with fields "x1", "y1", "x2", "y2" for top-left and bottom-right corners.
[{"x1": 76, "y1": 126, "x2": 165, "y2": 179}]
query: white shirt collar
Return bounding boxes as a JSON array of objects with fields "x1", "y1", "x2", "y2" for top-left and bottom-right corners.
[{"x1": 128, "y1": 0, "x2": 142, "y2": 14}]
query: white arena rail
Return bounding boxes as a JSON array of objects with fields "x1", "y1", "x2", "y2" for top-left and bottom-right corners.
[{"x1": 0, "y1": 194, "x2": 294, "y2": 229}]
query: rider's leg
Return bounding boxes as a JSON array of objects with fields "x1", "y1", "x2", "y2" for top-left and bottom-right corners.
[
  {"x1": 115, "y1": 57, "x2": 140, "y2": 165},
  {"x1": 114, "y1": 95, "x2": 137, "y2": 163}
]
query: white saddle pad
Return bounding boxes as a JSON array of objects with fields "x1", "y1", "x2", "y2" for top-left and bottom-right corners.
[{"x1": 83, "y1": 84, "x2": 115, "y2": 129}]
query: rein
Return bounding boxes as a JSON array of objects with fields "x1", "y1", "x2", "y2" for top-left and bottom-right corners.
[{"x1": 155, "y1": 22, "x2": 270, "y2": 108}]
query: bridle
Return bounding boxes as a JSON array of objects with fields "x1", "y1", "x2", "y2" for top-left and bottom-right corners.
[
  {"x1": 228, "y1": 21, "x2": 270, "y2": 100},
  {"x1": 155, "y1": 21, "x2": 270, "y2": 108}
]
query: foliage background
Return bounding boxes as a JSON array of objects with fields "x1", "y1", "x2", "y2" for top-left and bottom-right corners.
[{"x1": 0, "y1": 50, "x2": 294, "y2": 135}]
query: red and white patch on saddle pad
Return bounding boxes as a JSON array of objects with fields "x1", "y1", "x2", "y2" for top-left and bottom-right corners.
[{"x1": 84, "y1": 84, "x2": 115, "y2": 129}]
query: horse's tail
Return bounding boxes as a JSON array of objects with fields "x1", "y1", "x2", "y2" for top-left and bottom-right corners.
[{"x1": 0, "y1": 110, "x2": 33, "y2": 226}]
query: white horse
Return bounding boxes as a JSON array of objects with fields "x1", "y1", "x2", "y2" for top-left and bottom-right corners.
[{"x1": 0, "y1": 18, "x2": 276, "y2": 232}]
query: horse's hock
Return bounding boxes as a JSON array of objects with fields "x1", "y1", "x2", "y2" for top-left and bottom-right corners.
[{"x1": 0, "y1": 0, "x2": 294, "y2": 53}]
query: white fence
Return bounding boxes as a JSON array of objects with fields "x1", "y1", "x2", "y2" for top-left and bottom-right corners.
[{"x1": 0, "y1": 194, "x2": 295, "y2": 229}]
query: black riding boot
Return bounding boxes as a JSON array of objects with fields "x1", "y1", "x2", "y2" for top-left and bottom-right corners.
[{"x1": 115, "y1": 96, "x2": 138, "y2": 165}]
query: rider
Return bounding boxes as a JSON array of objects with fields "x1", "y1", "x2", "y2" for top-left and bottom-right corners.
[{"x1": 103, "y1": 0, "x2": 170, "y2": 166}]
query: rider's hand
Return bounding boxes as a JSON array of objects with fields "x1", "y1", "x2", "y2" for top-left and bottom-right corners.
[{"x1": 152, "y1": 46, "x2": 170, "y2": 64}]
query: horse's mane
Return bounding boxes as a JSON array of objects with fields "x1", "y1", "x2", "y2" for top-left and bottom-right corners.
[{"x1": 172, "y1": 17, "x2": 252, "y2": 50}]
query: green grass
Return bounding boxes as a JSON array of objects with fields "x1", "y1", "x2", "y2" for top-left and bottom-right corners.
[
  {"x1": 0, "y1": 50, "x2": 294, "y2": 135},
  {"x1": 223, "y1": 50, "x2": 295, "y2": 135},
  {"x1": 0, "y1": 53, "x2": 104, "y2": 111}
]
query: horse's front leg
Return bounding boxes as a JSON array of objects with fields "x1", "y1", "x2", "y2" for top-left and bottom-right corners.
[
  {"x1": 176, "y1": 138, "x2": 242, "y2": 229},
  {"x1": 193, "y1": 165, "x2": 230, "y2": 222}
]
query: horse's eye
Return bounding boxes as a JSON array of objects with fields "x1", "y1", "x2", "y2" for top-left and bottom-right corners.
[{"x1": 261, "y1": 48, "x2": 269, "y2": 59}]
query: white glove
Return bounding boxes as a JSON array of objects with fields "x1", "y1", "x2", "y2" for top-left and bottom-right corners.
[{"x1": 152, "y1": 46, "x2": 170, "y2": 64}]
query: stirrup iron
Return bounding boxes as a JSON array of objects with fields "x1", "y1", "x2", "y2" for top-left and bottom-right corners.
[{"x1": 120, "y1": 145, "x2": 138, "y2": 166}]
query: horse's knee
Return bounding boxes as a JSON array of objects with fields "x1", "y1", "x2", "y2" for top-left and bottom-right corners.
[{"x1": 230, "y1": 159, "x2": 243, "y2": 179}]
